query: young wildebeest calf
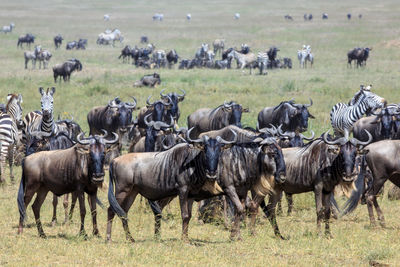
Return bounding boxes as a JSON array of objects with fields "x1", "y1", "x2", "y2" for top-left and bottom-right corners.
[
  {"x1": 18, "y1": 132, "x2": 118, "y2": 238},
  {"x1": 133, "y1": 73, "x2": 161, "y2": 87}
]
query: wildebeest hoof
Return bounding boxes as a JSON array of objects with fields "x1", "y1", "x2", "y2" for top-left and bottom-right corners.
[
  {"x1": 324, "y1": 232, "x2": 333, "y2": 239},
  {"x1": 79, "y1": 231, "x2": 88, "y2": 240},
  {"x1": 51, "y1": 220, "x2": 56, "y2": 227},
  {"x1": 126, "y1": 236, "x2": 135, "y2": 243},
  {"x1": 39, "y1": 233, "x2": 47, "y2": 239},
  {"x1": 278, "y1": 234, "x2": 288, "y2": 240}
]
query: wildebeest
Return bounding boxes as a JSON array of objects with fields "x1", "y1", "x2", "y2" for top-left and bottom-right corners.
[
  {"x1": 257, "y1": 99, "x2": 314, "y2": 132},
  {"x1": 106, "y1": 131, "x2": 237, "y2": 242},
  {"x1": 186, "y1": 13, "x2": 191, "y2": 20},
  {"x1": 104, "y1": 14, "x2": 110, "y2": 21},
  {"x1": 187, "y1": 101, "x2": 249, "y2": 138},
  {"x1": 234, "y1": 13, "x2": 240, "y2": 19},
  {"x1": 133, "y1": 73, "x2": 161, "y2": 87},
  {"x1": 213, "y1": 59, "x2": 230, "y2": 69},
  {"x1": 160, "y1": 89, "x2": 185, "y2": 125},
  {"x1": 54, "y1": 34, "x2": 63, "y2": 49},
  {"x1": 17, "y1": 33, "x2": 35, "y2": 48},
  {"x1": 353, "y1": 107, "x2": 400, "y2": 142},
  {"x1": 17, "y1": 131, "x2": 119, "y2": 238},
  {"x1": 55, "y1": 115, "x2": 83, "y2": 141},
  {"x1": 136, "y1": 95, "x2": 172, "y2": 133},
  {"x1": 118, "y1": 45, "x2": 132, "y2": 63},
  {"x1": 322, "y1": 13, "x2": 328, "y2": 19},
  {"x1": 140, "y1": 36, "x2": 148, "y2": 43},
  {"x1": 2, "y1": 23, "x2": 15, "y2": 33},
  {"x1": 52, "y1": 58, "x2": 82, "y2": 82},
  {"x1": 261, "y1": 131, "x2": 372, "y2": 237},
  {"x1": 166, "y1": 49, "x2": 179, "y2": 68},
  {"x1": 213, "y1": 39, "x2": 225, "y2": 55},
  {"x1": 347, "y1": 47, "x2": 372, "y2": 68},
  {"x1": 37, "y1": 49, "x2": 52, "y2": 69},
  {"x1": 347, "y1": 13, "x2": 351, "y2": 20},
  {"x1": 66, "y1": 41, "x2": 77, "y2": 50},
  {"x1": 24, "y1": 45, "x2": 41, "y2": 69},
  {"x1": 152, "y1": 13, "x2": 164, "y2": 21},
  {"x1": 284, "y1": 15, "x2": 293, "y2": 21}
]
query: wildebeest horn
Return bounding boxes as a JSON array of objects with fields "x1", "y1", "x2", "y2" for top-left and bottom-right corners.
[
  {"x1": 76, "y1": 132, "x2": 92, "y2": 145},
  {"x1": 161, "y1": 136, "x2": 173, "y2": 150},
  {"x1": 277, "y1": 125, "x2": 294, "y2": 138},
  {"x1": 30, "y1": 130, "x2": 52, "y2": 139},
  {"x1": 144, "y1": 114, "x2": 154, "y2": 127},
  {"x1": 187, "y1": 127, "x2": 202, "y2": 143},
  {"x1": 216, "y1": 129, "x2": 237, "y2": 144},
  {"x1": 260, "y1": 137, "x2": 276, "y2": 145},
  {"x1": 350, "y1": 130, "x2": 373, "y2": 147},
  {"x1": 160, "y1": 89, "x2": 167, "y2": 98},
  {"x1": 153, "y1": 116, "x2": 174, "y2": 131},
  {"x1": 104, "y1": 132, "x2": 119, "y2": 144},
  {"x1": 259, "y1": 124, "x2": 278, "y2": 136},
  {"x1": 224, "y1": 100, "x2": 234, "y2": 108},
  {"x1": 125, "y1": 97, "x2": 137, "y2": 109},
  {"x1": 177, "y1": 89, "x2": 186, "y2": 99},
  {"x1": 305, "y1": 98, "x2": 313, "y2": 107},
  {"x1": 300, "y1": 130, "x2": 315, "y2": 141},
  {"x1": 323, "y1": 131, "x2": 348, "y2": 145},
  {"x1": 162, "y1": 95, "x2": 172, "y2": 106},
  {"x1": 146, "y1": 96, "x2": 154, "y2": 106}
]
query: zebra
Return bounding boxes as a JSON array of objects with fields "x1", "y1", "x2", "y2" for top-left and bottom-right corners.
[
  {"x1": 298, "y1": 45, "x2": 313, "y2": 68},
  {"x1": 0, "y1": 94, "x2": 23, "y2": 183},
  {"x1": 22, "y1": 87, "x2": 57, "y2": 147},
  {"x1": 257, "y1": 52, "x2": 268, "y2": 75},
  {"x1": 227, "y1": 50, "x2": 257, "y2": 73},
  {"x1": 213, "y1": 39, "x2": 225, "y2": 55},
  {"x1": 330, "y1": 85, "x2": 386, "y2": 137},
  {"x1": 195, "y1": 43, "x2": 209, "y2": 59},
  {"x1": 186, "y1": 13, "x2": 191, "y2": 21},
  {"x1": 37, "y1": 49, "x2": 52, "y2": 69}
]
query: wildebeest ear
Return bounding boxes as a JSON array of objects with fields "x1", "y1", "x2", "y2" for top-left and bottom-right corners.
[
  {"x1": 75, "y1": 146, "x2": 90, "y2": 154},
  {"x1": 243, "y1": 108, "x2": 250, "y2": 113},
  {"x1": 357, "y1": 148, "x2": 369, "y2": 155},
  {"x1": 38, "y1": 87, "x2": 44, "y2": 95},
  {"x1": 309, "y1": 113, "x2": 315, "y2": 119}
]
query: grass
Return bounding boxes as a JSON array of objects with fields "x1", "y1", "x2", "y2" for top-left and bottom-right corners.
[{"x1": 1, "y1": 0, "x2": 400, "y2": 265}]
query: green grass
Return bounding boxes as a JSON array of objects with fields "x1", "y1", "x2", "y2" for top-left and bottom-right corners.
[{"x1": 1, "y1": 0, "x2": 400, "y2": 265}]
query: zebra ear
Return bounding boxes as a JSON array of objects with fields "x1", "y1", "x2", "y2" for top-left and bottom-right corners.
[
  {"x1": 7, "y1": 94, "x2": 11, "y2": 101},
  {"x1": 18, "y1": 94, "x2": 23, "y2": 103},
  {"x1": 38, "y1": 87, "x2": 44, "y2": 95},
  {"x1": 50, "y1": 87, "x2": 56, "y2": 95}
]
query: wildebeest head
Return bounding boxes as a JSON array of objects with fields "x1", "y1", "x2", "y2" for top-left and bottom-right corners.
[
  {"x1": 39, "y1": 87, "x2": 55, "y2": 121},
  {"x1": 223, "y1": 101, "x2": 249, "y2": 128},
  {"x1": 160, "y1": 89, "x2": 185, "y2": 123},
  {"x1": 290, "y1": 98, "x2": 315, "y2": 131},
  {"x1": 146, "y1": 95, "x2": 172, "y2": 121},
  {"x1": 108, "y1": 97, "x2": 137, "y2": 133},
  {"x1": 76, "y1": 131, "x2": 119, "y2": 183},
  {"x1": 257, "y1": 137, "x2": 286, "y2": 184},
  {"x1": 371, "y1": 107, "x2": 400, "y2": 139},
  {"x1": 323, "y1": 131, "x2": 372, "y2": 181},
  {"x1": 144, "y1": 114, "x2": 174, "y2": 152},
  {"x1": 273, "y1": 100, "x2": 299, "y2": 127},
  {"x1": 56, "y1": 115, "x2": 82, "y2": 141},
  {"x1": 187, "y1": 127, "x2": 237, "y2": 179},
  {"x1": 277, "y1": 127, "x2": 315, "y2": 148}
]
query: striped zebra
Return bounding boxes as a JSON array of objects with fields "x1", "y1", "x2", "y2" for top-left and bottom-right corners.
[
  {"x1": 330, "y1": 86, "x2": 386, "y2": 137},
  {"x1": 22, "y1": 87, "x2": 57, "y2": 147},
  {"x1": 0, "y1": 94, "x2": 23, "y2": 183},
  {"x1": 257, "y1": 52, "x2": 268, "y2": 75}
]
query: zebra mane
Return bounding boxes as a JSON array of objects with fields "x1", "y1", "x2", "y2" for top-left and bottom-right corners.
[
  {"x1": 6, "y1": 94, "x2": 19, "y2": 111},
  {"x1": 349, "y1": 90, "x2": 365, "y2": 106}
]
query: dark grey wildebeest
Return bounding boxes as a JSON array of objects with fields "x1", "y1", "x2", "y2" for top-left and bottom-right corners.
[
  {"x1": 133, "y1": 73, "x2": 161, "y2": 87},
  {"x1": 260, "y1": 131, "x2": 372, "y2": 238},
  {"x1": 257, "y1": 99, "x2": 314, "y2": 132},
  {"x1": 53, "y1": 59, "x2": 82, "y2": 82},
  {"x1": 166, "y1": 49, "x2": 179, "y2": 68},
  {"x1": 18, "y1": 132, "x2": 119, "y2": 238},
  {"x1": 160, "y1": 89, "x2": 185, "y2": 125},
  {"x1": 106, "y1": 132, "x2": 237, "y2": 242},
  {"x1": 136, "y1": 95, "x2": 172, "y2": 134},
  {"x1": 347, "y1": 47, "x2": 372, "y2": 68},
  {"x1": 187, "y1": 101, "x2": 249, "y2": 138},
  {"x1": 54, "y1": 34, "x2": 63, "y2": 49},
  {"x1": 17, "y1": 33, "x2": 35, "y2": 48}
]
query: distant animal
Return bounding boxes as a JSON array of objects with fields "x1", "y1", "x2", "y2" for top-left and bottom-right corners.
[
  {"x1": 195, "y1": 43, "x2": 209, "y2": 59},
  {"x1": 97, "y1": 29, "x2": 123, "y2": 46},
  {"x1": 284, "y1": 15, "x2": 293, "y2": 21},
  {"x1": 77, "y1": 39, "x2": 87, "y2": 49},
  {"x1": 140, "y1": 36, "x2": 148, "y2": 43},
  {"x1": 153, "y1": 13, "x2": 164, "y2": 21},
  {"x1": 347, "y1": 47, "x2": 372, "y2": 68},
  {"x1": 257, "y1": 52, "x2": 268, "y2": 75},
  {"x1": 119, "y1": 45, "x2": 132, "y2": 63},
  {"x1": 104, "y1": 14, "x2": 110, "y2": 21},
  {"x1": 66, "y1": 41, "x2": 77, "y2": 50},
  {"x1": 347, "y1": 13, "x2": 351, "y2": 20},
  {"x1": 213, "y1": 39, "x2": 225, "y2": 55},
  {"x1": 234, "y1": 13, "x2": 240, "y2": 20},
  {"x1": 322, "y1": 13, "x2": 328, "y2": 19},
  {"x1": 24, "y1": 45, "x2": 41, "y2": 69},
  {"x1": 133, "y1": 73, "x2": 161, "y2": 87},
  {"x1": 2, "y1": 23, "x2": 15, "y2": 34},
  {"x1": 52, "y1": 59, "x2": 82, "y2": 82},
  {"x1": 227, "y1": 50, "x2": 257, "y2": 73},
  {"x1": 186, "y1": 14, "x2": 191, "y2": 20},
  {"x1": 281, "y1": 58, "x2": 292, "y2": 69},
  {"x1": 36, "y1": 49, "x2": 52, "y2": 69},
  {"x1": 187, "y1": 101, "x2": 249, "y2": 138},
  {"x1": 298, "y1": 46, "x2": 313, "y2": 68},
  {"x1": 54, "y1": 34, "x2": 63, "y2": 49},
  {"x1": 330, "y1": 85, "x2": 386, "y2": 137},
  {"x1": 17, "y1": 33, "x2": 35, "y2": 48},
  {"x1": 240, "y1": 43, "x2": 250, "y2": 54},
  {"x1": 136, "y1": 95, "x2": 173, "y2": 132},
  {"x1": 213, "y1": 59, "x2": 229, "y2": 69},
  {"x1": 358, "y1": 14, "x2": 362, "y2": 19},
  {"x1": 166, "y1": 49, "x2": 179, "y2": 68},
  {"x1": 0, "y1": 94, "x2": 23, "y2": 183},
  {"x1": 153, "y1": 50, "x2": 167, "y2": 68}
]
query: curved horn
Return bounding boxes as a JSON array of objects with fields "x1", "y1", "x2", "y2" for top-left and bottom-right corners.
[
  {"x1": 350, "y1": 130, "x2": 373, "y2": 147},
  {"x1": 277, "y1": 125, "x2": 294, "y2": 138},
  {"x1": 260, "y1": 137, "x2": 276, "y2": 145},
  {"x1": 177, "y1": 89, "x2": 186, "y2": 98},
  {"x1": 153, "y1": 117, "x2": 174, "y2": 131},
  {"x1": 144, "y1": 113, "x2": 155, "y2": 128},
  {"x1": 305, "y1": 98, "x2": 313, "y2": 107},
  {"x1": 323, "y1": 131, "x2": 348, "y2": 145},
  {"x1": 162, "y1": 95, "x2": 172, "y2": 106},
  {"x1": 258, "y1": 124, "x2": 278, "y2": 136},
  {"x1": 187, "y1": 127, "x2": 202, "y2": 143},
  {"x1": 104, "y1": 132, "x2": 119, "y2": 144},
  {"x1": 30, "y1": 130, "x2": 52, "y2": 139},
  {"x1": 146, "y1": 96, "x2": 154, "y2": 106},
  {"x1": 125, "y1": 97, "x2": 137, "y2": 109},
  {"x1": 161, "y1": 136, "x2": 173, "y2": 150},
  {"x1": 95, "y1": 129, "x2": 108, "y2": 139},
  {"x1": 160, "y1": 89, "x2": 167, "y2": 98},
  {"x1": 299, "y1": 130, "x2": 315, "y2": 141},
  {"x1": 224, "y1": 100, "x2": 234, "y2": 108},
  {"x1": 216, "y1": 129, "x2": 238, "y2": 144},
  {"x1": 76, "y1": 132, "x2": 91, "y2": 145}
]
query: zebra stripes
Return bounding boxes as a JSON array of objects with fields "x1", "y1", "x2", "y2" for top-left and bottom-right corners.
[
  {"x1": 0, "y1": 94, "x2": 23, "y2": 182},
  {"x1": 257, "y1": 52, "x2": 268, "y2": 75},
  {"x1": 330, "y1": 88, "x2": 386, "y2": 136}
]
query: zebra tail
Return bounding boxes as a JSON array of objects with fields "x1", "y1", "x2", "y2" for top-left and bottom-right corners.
[
  {"x1": 17, "y1": 159, "x2": 26, "y2": 222},
  {"x1": 107, "y1": 161, "x2": 127, "y2": 218}
]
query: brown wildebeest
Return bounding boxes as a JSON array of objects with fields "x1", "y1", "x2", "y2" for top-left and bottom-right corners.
[
  {"x1": 17, "y1": 131, "x2": 118, "y2": 238},
  {"x1": 347, "y1": 47, "x2": 372, "y2": 68},
  {"x1": 133, "y1": 73, "x2": 161, "y2": 87}
]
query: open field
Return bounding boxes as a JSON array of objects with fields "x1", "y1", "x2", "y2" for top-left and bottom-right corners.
[{"x1": 1, "y1": 0, "x2": 400, "y2": 266}]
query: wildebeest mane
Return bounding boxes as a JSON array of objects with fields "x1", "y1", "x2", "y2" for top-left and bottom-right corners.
[{"x1": 273, "y1": 100, "x2": 295, "y2": 111}]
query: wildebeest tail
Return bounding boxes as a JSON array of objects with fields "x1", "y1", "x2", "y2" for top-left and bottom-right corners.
[
  {"x1": 17, "y1": 159, "x2": 26, "y2": 222},
  {"x1": 148, "y1": 200, "x2": 162, "y2": 216},
  {"x1": 330, "y1": 193, "x2": 341, "y2": 214},
  {"x1": 96, "y1": 197, "x2": 105, "y2": 210},
  {"x1": 108, "y1": 161, "x2": 127, "y2": 218},
  {"x1": 341, "y1": 155, "x2": 366, "y2": 216}
]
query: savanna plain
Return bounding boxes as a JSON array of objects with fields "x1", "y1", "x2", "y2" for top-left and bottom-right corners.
[{"x1": 1, "y1": 0, "x2": 400, "y2": 266}]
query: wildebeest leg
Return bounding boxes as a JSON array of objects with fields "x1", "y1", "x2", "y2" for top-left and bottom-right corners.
[
  {"x1": 25, "y1": 58, "x2": 28, "y2": 69},
  {"x1": 78, "y1": 192, "x2": 88, "y2": 238},
  {"x1": 286, "y1": 193, "x2": 293, "y2": 215},
  {"x1": 178, "y1": 186, "x2": 191, "y2": 242},
  {"x1": 153, "y1": 197, "x2": 174, "y2": 239},
  {"x1": 224, "y1": 186, "x2": 244, "y2": 240},
  {"x1": 63, "y1": 194, "x2": 69, "y2": 224},
  {"x1": 32, "y1": 59, "x2": 36, "y2": 69},
  {"x1": 32, "y1": 187, "x2": 49, "y2": 238},
  {"x1": 366, "y1": 177, "x2": 386, "y2": 227},
  {"x1": 51, "y1": 194, "x2": 58, "y2": 226},
  {"x1": 69, "y1": 191, "x2": 78, "y2": 221},
  {"x1": 314, "y1": 185, "x2": 323, "y2": 235},
  {"x1": 277, "y1": 191, "x2": 283, "y2": 215},
  {"x1": 322, "y1": 192, "x2": 332, "y2": 238},
  {"x1": 372, "y1": 196, "x2": 385, "y2": 227},
  {"x1": 88, "y1": 193, "x2": 100, "y2": 237},
  {"x1": 261, "y1": 192, "x2": 285, "y2": 239},
  {"x1": 120, "y1": 191, "x2": 138, "y2": 242}
]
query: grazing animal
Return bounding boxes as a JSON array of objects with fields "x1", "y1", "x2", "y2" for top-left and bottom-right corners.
[
  {"x1": 118, "y1": 45, "x2": 132, "y2": 63},
  {"x1": 322, "y1": 13, "x2": 328, "y2": 19},
  {"x1": 97, "y1": 29, "x2": 123, "y2": 46},
  {"x1": 152, "y1": 13, "x2": 164, "y2": 21},
  {"x1": 17, "y1": 132, "x2": 119, "y2": 238},
  {"x1": 153, "y1": 50, "x2": 167, "y2": 68},
  {"x1": 298, "y1": 45, "x2": 313, "y2": 68},
  {"x1": 166, "y1": 49, "x2": 179, "y2": 68},
  {"x1": 213, "y1": 39, "x2": 225, "y2": 55},
  {"x1": 53, "y1": 58, "x2": 82, "y2": 82},
  {"x1": 0, "y1": 94, "x2": 23, "y2": 183},
  {"x1": 195, "y1": 43, "x2": 209, "y2": 60},
  {"x1": 213, "y1": 59, "x2": 229, "y2": 69},
  {"x1": 140, "y1": 36, "x2": 148, "y2": 43},
  {"x1": 330, "y1": 85, "x2": 386, "y2": 137},
  {"x1": 133, "y1": 73, "x2": 161, "y2": 87},
  {"x1": 2, "y1": 23, "x2": 15, "y2": 33},
  {"x1": 24, "y1": 45, "x2": 41, "y2": 69},
  {"x1": 160, "y1": 89, "x2": 186, "y2": 125},
  {"x1": 55, "y1": 116, "x2": 82, "y2": 141},
  {"x1": 136, "y1": 95, "x2": 173, "y2": 133},
  {"x1": 234, "y1": 13, "x2": 240, "y2": 19},
  {"x1": 347, "y1": 13, "x2": 351, "y2": 20},
  {"x1": 187, "y1": 101, "x2": 249, "y2": 138},
  {"x1": 261, "y1": 132, "x2": 372, "y2": 238},
  {"x1": 284, "y1": 15, "x2": 293, "y2": 21},
  {"x1": 227, "y1": 50, "x2": 257, "y2": 73},
  {"x1": 54, "y1": 34, "x2": 63, "y2": 49},
  {"x1": 104, "y1": 14, "x2": 110, "y2": 21},
  {"x1": 186, "y1": 14, "x2": 191, "y2": 20},
  {"x1": 17, "y1": 33, "x2": 35, "y2": 48},
  {"x1": 37, "y1": 49, "x2": 52, "y2": 69},
  {"x1": 347, "y1": 47, "x2": 372, "y2": 68},
  {"x1": 66, "y1": 41, "x2": 77, "y2": 50},
  {"x1": 106, "y1": 131, "x2": 236, "y2": 242},
  {"x1": 257, "y1": 52, "x2": 268, "y2": 75},
  {"x1": 257, "y1": 99, "x2": 314, "y2": 132}
]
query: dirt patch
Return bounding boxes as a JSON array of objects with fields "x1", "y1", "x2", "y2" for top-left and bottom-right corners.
[{"x1": 384, "y1": 40, "x2": 400, "y2": 48}]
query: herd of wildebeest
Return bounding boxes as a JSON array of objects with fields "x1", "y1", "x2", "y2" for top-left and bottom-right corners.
[{"x1": 1, "y1": 12, "x2": 397, "y2": 243}]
